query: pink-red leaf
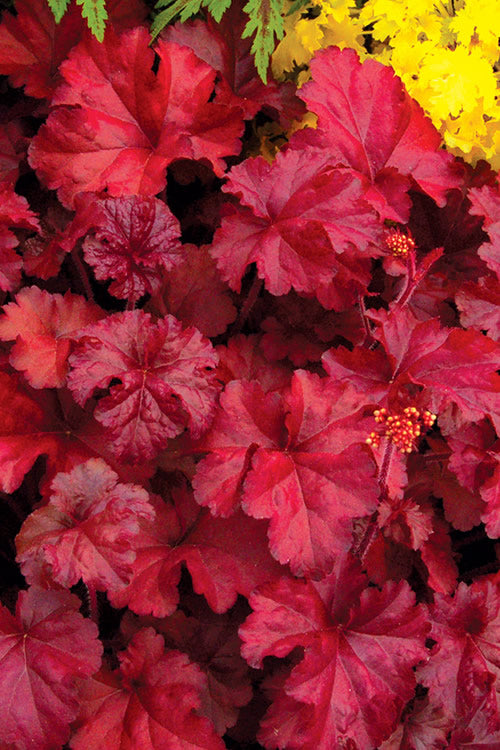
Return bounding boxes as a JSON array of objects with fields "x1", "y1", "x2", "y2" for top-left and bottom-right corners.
[
  {"x1": 28, "y1": 27, "x2": 244, "y2": 208},
  {"x1": 0, "y1": 286, "x2": 104, "y2": 388},
  {"x1": 240, "y1": 555, "x2": 429, "y2": 749},
  {"x1": 16, "y1": 458, "x2": 155, "y2": 592},
  {"x1": 70, "y1": 628, "x2": 224, "y2": 749},
  {"x1": 110, "y1": 485, "x2": 282, "y2": 617},
  {"x1": 0, "y1": 184, "x2": 40, "y2": 292},
  {"x1": 194, "y1": 373, "x2": 378, "y2": 577},
  {"x1": 418, "y1": 580, "x2": 500, "y2": 731},
  {"x1": 469, "y1": 184, "x2": 500, "y2": 279},
  {"x1": 297, "y1": 46, "x2": 461, "y2": 221},
  {"x1": 0, "y1": 587, "x2": 102, "y2": 750},
  {"x1": 67, "y1": 310, "x2": 219, "y2": 463},
  {"x1": 209, "y1": 147, "x2": 381, "y2": 298}
]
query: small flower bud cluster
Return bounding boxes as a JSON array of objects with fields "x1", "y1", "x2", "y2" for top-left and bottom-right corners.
[
  {"x1": 385, "y1": 228, "x2": 416, "y2": 258},
  {"x1": 366, "y1": 406, "x2": 436, "y2": 454}
]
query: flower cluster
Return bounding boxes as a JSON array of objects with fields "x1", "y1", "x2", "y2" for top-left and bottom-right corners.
[
  {"x1": 385, "y1": 227, "x2": 416, "y2": 258},
  {"x1": 367, "y1": 406, "x2": 437, "y2": 453}
]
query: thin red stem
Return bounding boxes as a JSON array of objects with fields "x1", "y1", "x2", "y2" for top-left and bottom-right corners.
[
  {"x1": 71, "y1": 248, "x2": 94, "y2": 302},
  {"x1": 230, "y1": 274, "x2": 263, "y2": 335}
]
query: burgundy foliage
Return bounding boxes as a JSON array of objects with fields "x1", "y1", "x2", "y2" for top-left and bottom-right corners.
[{"x1": 0, "y1": 3, "x2": 498, "y2": 748}]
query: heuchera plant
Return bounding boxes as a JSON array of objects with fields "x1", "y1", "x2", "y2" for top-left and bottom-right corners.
[{"x1": 0, "y1": 1, "x2": 499, "y2": 748}]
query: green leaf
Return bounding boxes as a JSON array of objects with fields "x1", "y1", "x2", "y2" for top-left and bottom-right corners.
[
  {"x1": 151, "y1": 0, "x2": 201, "y2": 38},
  {"x1": 76, "y1": 0, "x2": 108, "y2": 41},
  {"x1": 285, "y1": 0, "x2": 313, "y2": 15},
  {"x1": 241, "y1": 0, "x2": 283, "y2": 83},
  {"x1": 46, "y1": 0, "x2": 70, "y2": 23},
  {"x1": 204, "y1": 0, "x2": 232, "y2": 23}
]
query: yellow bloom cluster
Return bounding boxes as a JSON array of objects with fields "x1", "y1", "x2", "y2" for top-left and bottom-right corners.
[
  {"x1": 271, "y1": 0, "x2": 500, "y2": 169},
  {"x1": 272, "y1": 0, "x2": 365, "y2": 82}
]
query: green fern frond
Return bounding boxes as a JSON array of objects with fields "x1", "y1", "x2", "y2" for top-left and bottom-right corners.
[
  {"x1": 241, "y1": 0, "x2": 283, "y2": 82},
  {"x1": 46, "y1": 0, "x2": 70, "y2": 23},
  {"x1": 76, "y1": 0, "x2": 108, "y2": 41}
]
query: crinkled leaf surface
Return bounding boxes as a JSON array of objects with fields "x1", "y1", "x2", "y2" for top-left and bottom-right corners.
[
  {"x1": 29, "y1": 27, "x2": 245, "y2": 207},
  {"x1": 67, "y1": 309, "x2": 219, "y2": 463},
  {"x1": 0, "y1": 287, "x2": 104, "y2": 388},
  {"x1": 0, "y1": 587, "x2": 102, "y2": 750},
  {"x1": 297, "y1": 46, "x2": 461, "y2": 221},
  {"x1": 193, "y1": 372, "x2": 378, "y2": 577},
  {"x1": 16, "y1": 458, "x2": 155, "y2": 592},
  {"x1": 70, "y1": 627, "x2": 224, "y2": 749},
  {"x1": 239, "y1": 554, "x2": 429, "y2": 749},
  {"x1": 210, "y1": 147, "x2": 382, "y2": 297},
  {"x1": 65, "y1": 195, "x2": 184, "y2": 301}
]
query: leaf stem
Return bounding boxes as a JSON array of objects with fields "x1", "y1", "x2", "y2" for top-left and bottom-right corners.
[
  {"x1": 230, "y1": 272, "x2": 263, "y2": 335},
  {"x1": 82, "y1": 583, "x2": 99, "y2": 626},
  {"x1": 71, "y1": 248, "x2": 94, "y2": 302}
]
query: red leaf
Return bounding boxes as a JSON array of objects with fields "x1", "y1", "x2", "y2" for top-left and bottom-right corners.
[
  {"x1": 163, "y1": 9, "x2": 304, "y2": 125},
  {"x1": 0, "y1": 0, "x2": 147, "y2": 99},
  {"x1": 67, "y1": 310, "x2": 219, "y2": 463},
  {"x1": 28, "y1": 27, "x2": 244, "y2": 207},
  {"x1": 239, "y1": 555, "x2": 429, "y2": 749},
  {"x1": 215, "y1": 334, "x2": 291, "y2": 392},
  {"x1": 152, "y1": 243, "x2": 237, "y2": 337},
  {"x1": 110, "y1": 484, "x2": 282, "y2": 617},
  {"x1": 0, "y1": 184, "x2": 40, "y2": 292},
  {"x1": 0, "y1": 287, "x2": 104, "y2": 388},
  {"x1": 0, "y1": 587, "x2": 102, "y2": 750},
  {"x1": 469, "y1": 184, "x2": 500, "y2": 279},
  {"x1": 65, "y1": 194, "x2": 183, "y2": 301},
  {"x1": 298, "y1": 46, "x2": 461, "y2": 221},
  {"x1": 418, "y1": 580, "x2": 500, "y2": 730},
  {"x1": 324, "y1": 308, "x2": 500, "y2": 433},
  {"x1": 0, "y1": 0, "x2": 84, "y2": 99},
  {"x1": 0, "y1": 372, "x2": 96, "y2": 492},
  {"x1": 0, "y1": 118, "x2": 27, "y2": 186},
  {"x1": 209, "y1": 148, "x2": 381, "y2": 298},
  {"x1": 70, "y1": 628, "x2": 224, "y2": 749},
  {"x1": 194, "y1": 373, "x2": 378, "y2": 577},
  {"x1": 16, "y1": 458, "x2": 154, "y2": 592},
  {"x1": 456, "y1": 276, "x2": 500, "y2": 342},
  {"x1": 122, "y1": 600, "x2": 253, "y2": 735}
]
